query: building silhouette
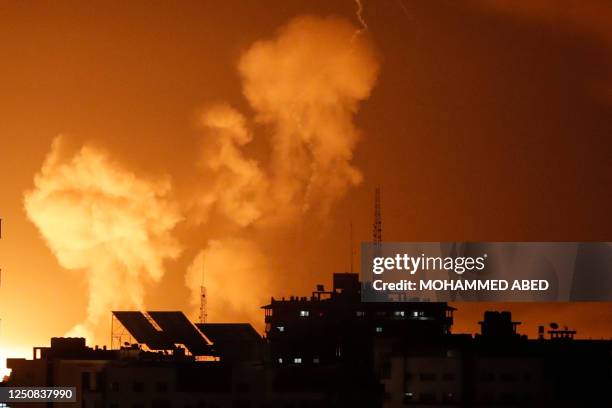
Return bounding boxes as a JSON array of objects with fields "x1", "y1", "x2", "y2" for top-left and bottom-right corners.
[
  {"x1": 5, "y1": 273, "x2": 612, "y2": 407},
  {"x1": 262, "y1": 273, "x2": 454, "y2": 366}
]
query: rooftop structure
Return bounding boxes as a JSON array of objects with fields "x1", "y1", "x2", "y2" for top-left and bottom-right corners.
[{"x1": 262, "y1": 273, "x2": 455, "y2": 367}]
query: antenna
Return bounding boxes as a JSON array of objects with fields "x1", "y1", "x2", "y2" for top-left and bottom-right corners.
[
  {"x1": 199, "y1": 255, "x2": 207, "y2": 324},
  {"x1": 373, "y1": 187, "x2": 382, "y2": 256},
  {"x1": 349, "y1": 221, "x2": 354, "y2": 273}
]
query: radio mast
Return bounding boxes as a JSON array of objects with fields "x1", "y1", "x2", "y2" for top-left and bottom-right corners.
[
  {"x1": 199, "y1": 255, "x2": 207, "y2": 324},
  {"x1": 373, "y1": 187, "x2": 382, "y2": 256}
]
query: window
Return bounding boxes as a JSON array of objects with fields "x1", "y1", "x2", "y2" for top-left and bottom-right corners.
[
  {"x1": 403, "y1": 392, "x2": 414, "y2": 402},
  {"x1": 412, "y1": 310, "x2": 424, "y2": 317},
  {"x1": 356, "y1": 311, "x2": 365, "y2": 317},
  {"x1": 110, "y1": 382, "x2": 120, "y2": 392},
  {"x1": 155, "y1": 382, "x2": 168, "y2": 392},
  {"x1": 394, "y1": 311, "x2": 405, "y2": 317},
  {"x1": 299, "y1": 310, "x2": 309, "y2": 317},
  {"x1": 132, "y1": 381, "x2": 144, "y2": 392},
  {"x1": 375, "y1": 326, "x2": 383, "y2": 333},
  {"x1": 276, "y1": 326, "x2": 285, "y2": 332},
  {"x1": 313, "y1": 357, "x2": 320, "y2": 364},
  {"x1": 278, "y1": 358, "x2": 283, "y2": 364},
  {"x1": 293, "y1": 357, "x2": 302, "y2": 364}
]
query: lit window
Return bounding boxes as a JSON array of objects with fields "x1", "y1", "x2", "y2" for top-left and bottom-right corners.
[
  {"x1": 293, "y1": 357, "x2": 302, "y2": 364},
  {"x1": 277, "y1": 326, "x2": 285, "y2": 332},
  {"x1": 313, "y1": 357, "x2": 320, "y2": 364},
  {"x1": 299, "y1": 310, "x2": 310, "y2": 317},
  {"x1": 278, "y1": 358, "x2": 283, "y2": 363},
  {"x1": 375, "y1": 326, "x2": 383, "y2": 333},
  {"x1": 394, "y1": 311, "x2": 405, "y2": 317},
  {"x1": 356, "y1": 311, "x2": 365, "y2": 317}
]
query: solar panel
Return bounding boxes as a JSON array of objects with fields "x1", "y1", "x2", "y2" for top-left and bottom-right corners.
[
  {"x1": 196, "y1": 323, "x2": 261, "y2": 344},
  {"x1": 112, "y1": 311, "x2": 175, "y2": 350},
  {"x1": 196, "y1": 323, "x2": 263, "y2": 362},
  {"x1": 148, "y1": 311, "x2": 211, "y2": 355}
]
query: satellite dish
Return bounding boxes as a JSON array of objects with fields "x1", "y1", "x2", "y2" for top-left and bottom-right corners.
[{"x1": 550, "y1": 322, "x2": 559, "y2": 329}]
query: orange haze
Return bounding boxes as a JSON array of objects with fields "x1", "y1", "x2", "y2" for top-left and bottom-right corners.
[{"x1": 1, "y1": 1, "x2": 611, "y2": 373}]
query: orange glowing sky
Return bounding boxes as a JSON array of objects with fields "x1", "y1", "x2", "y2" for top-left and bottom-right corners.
[{"x1": 1, "y1": 0, "x2": 612, "y2": 370}]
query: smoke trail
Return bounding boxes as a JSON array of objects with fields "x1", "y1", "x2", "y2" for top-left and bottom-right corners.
[
  {"x1": 396, "y1": 0, "x2": 414, "y2": 20},
  {"x1": 354, "y1": 0, "x2": 368, "y2": 34},
  {"x1": 24, "y1": 136, "x2": 182, "y2": 340}
]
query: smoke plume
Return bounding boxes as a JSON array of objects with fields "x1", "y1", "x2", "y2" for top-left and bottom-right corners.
[
  {"x1": 185, "y1": 239, "x2": 270, "y2": 325},
  {"x1": 238, "y1": 15, "x2": 379, "y2": 217},
  {"x1": 197, "y1": 104, "x2": 268, "y2": 227},
  {"x1": 24, "y1": 136, "x2": 182, "y2": 339},
  {"x1": 187, "y1": 15, "x2": 379, "y2": 325},
  {"x1": 25, "y1": 15, "x2": 379, "y2": 337}
]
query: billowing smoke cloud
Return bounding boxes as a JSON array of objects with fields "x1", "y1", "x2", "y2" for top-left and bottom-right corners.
[
  {"x1": 24, "y1": 15, "x2": 379, "y2": 337},
  {"x1": 185, "y1": 239, "x2": 270, "y2": 324},
  {"x1": 197, "y1": 104, "x2": 267, "y2": 227},
  {"x1": 24, "y1": 136, "x2": 182, "y2": 339},
  {"x1": 188, "y1": 16, "x2": 379, "y2": 325},
  {"x1": 198, "y1": 16, "x2": 379, "y2": 224},
  {"x1": 238, "y1": 15, "x2": 379, "y2": 217}
]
